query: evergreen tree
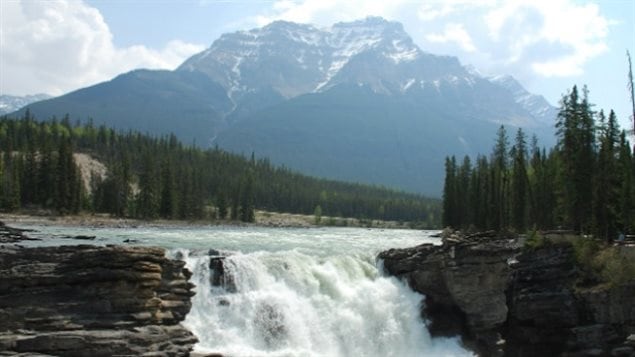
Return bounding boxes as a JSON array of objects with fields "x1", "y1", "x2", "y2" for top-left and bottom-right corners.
[
  {"x1": 618, "y1": 131, "x2": 635, "y2": 234},
  {"x1": 22, "y1": 143, "x2": 38, "y2": 205},
  {"x1": 593, "y1": 110, "x2": 620, "y2": 241},
  {"x1": 177, "y1": 166, "x2": 193, "y2": 219},
  {"x1": 457, "y1": 156, "x2": 471, "y2": 228},
  {"x1": 137, "y1": 153, "x2": 159, "y2": 219},
  {"x1": 100, "y1": 155, "x2": 131, "y2": 217},
  {"x1": 159, "y1": 158, "x2": 176, "y2": 219},
  {"x1": 37, "y1": 141, "x2": 55, "y2": 207},
  {"x1": 217, "y1": 191, "x2": 228, "y2": 220},
  {"x1": 0, "y1": 114, "x2": 441, "y2": 225},
  {"x1": 442, "y1": 156, "x2": 457, "y2": 227},
  {"x1": 0, "y1": 153, "x2": 3, "y2": 207},
  {"x1": 2, "y1": 148, "x2": 21, "y2": 211},
  {"x1": 240, "y1": 173, "x2": 255, "y2": 223},
  {"x1": 230, "y1": 185, "x2": 240, "y2": 221},
  {"x1": 314, "y1": 204, "x2": 323, "y2": 225},
  {"x1": 491, "y1": 125, "x2": 509, "y2": 230},
  {"x1": 55, "y1": 138, "x2": 75, "y2": 213},
  {"x1": 471, "y1": 155, "x2": 490, "y2": 230},
  {"x1": 510, "y1": 128, "x2": 528, "y2": 231},
  {"x1": 555, "y1": 86, "x2": 596, "y2": 233}
]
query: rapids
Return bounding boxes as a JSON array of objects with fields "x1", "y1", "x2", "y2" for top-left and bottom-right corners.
[{"x1": 15, "y1": 225, "x2": 472, "y2": 356}]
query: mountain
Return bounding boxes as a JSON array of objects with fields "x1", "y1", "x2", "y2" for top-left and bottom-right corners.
[
  {"x1": 0, "y1": 94, "x2": 51, "y2": 115},
  {"x1": 14, "y1": 70, "x2": 232, "y2": 145},
  {"x1": 13, "y1": 17, "x2": 557, "y2": 195},
  {"x1": 489, "y1": 75, "x2": 558, "y2": 126}
]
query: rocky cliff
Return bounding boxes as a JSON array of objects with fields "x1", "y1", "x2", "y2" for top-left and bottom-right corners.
[
  {"x1": 379, "y1": 234, "x2": 635, "y2": 356},
  {"x1": 0, "y1": 244, "x2": 197, "y2": 356}
]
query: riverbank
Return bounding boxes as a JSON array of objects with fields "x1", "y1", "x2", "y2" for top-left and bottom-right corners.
[
  {"x1": 0, "y1": 210, "x2": 417, "y2": 230},
  {"x1": 1, "y1": 222, "x2": 455, "y2": 356},
  {"x1": 379, "y1": 231, "x2": 635, "y2": 356},
  {"x1": 0, "y1": 244, "x2": 197, "y2": 356}
]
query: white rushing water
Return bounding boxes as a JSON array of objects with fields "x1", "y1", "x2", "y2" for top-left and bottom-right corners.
[{"x1": 16, "y1": 225, "x2": 472, "y2": 356}]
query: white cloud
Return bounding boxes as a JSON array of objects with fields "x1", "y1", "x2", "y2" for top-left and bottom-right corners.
[
  {"x1": 418, "y1": 0, "x2": 610, "y2": 78},
  {"x1": 483, "y1": 0, "x2": 609, "y2": 76},
  {"x1": 0, "y1": 0, "x2": 205, "y2": 96},
  {"x1": 417, "y1": 1, "x2": 495, "y2": 22},
  {"x1": 0, "y1": 0, "x2": 617, "y2": 97},
  {"x1": 253, "y1": 0, "x2": 410, "y2": 27},
  {"x1": 249, "y1": 0, "x2": 611, "y2": 80},
  {"x1": 426, "y1": 23, "x2": 477, "y2": 53}
]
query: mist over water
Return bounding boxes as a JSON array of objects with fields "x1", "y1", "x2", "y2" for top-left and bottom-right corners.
[
  {"x1": 180, "y1": 249, "x2": 470, "y2": 357},
  {"x1": 16, "y1": 225, "x2": 472, "y2": 356}
]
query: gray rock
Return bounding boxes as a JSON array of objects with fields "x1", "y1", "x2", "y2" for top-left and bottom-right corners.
[
  {"x1": 378, "y1": 234, "x2": 635, "y2": 356},
  {"x1": 0, "y1": 245, "x2": 197, "y2": 356},
  {"x1": 611, "y1": 346, "x2": 634, "y2": 356}
]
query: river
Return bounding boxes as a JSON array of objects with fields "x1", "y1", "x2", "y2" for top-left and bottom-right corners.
[{"x1": 15, "y1": 224, "x2": 472, "y2": 356}]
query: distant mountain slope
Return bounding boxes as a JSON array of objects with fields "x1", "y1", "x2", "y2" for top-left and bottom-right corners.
[
  {"x1": 489, "y1": 75, "x2": 558, "y2": 126},
  {"x1": 0, "y1": 94, "x2": 51, "y2": 115},
  {"x1": 17, "y1": 70, "x2": 232, "y2": 145},
  {"x1": 12, "y1": 17, "x2": 557, "y2": 195},
  {"x1": 216, "y1": 82, "x2": 553, "y2": 194}
]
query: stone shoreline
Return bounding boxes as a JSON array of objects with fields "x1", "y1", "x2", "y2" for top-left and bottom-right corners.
[{"x1": 0, "y1": 211, "x2": 413, "y2": 231}]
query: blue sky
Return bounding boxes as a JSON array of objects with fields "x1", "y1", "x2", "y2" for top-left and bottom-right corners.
[{"x1": 1, "y1": 0, "x2": 634, "y2": 130}]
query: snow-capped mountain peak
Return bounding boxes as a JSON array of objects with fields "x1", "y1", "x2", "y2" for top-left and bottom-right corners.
[
  {"x1": 178, "y1": 17, "x2": 426, "y2": 99},
  {"x1": 489, "y1": 75, "x2": 557, "y2": 125},
  {"x1": 176, "y1": 17, "x2": 555, "y2": 127}
]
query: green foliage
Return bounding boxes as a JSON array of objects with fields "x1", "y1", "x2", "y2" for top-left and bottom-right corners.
[
  {"x1": 0, "y1": 113, "x2": 441, "y2": 223},
  {"x1": 571, "y1": 236, "x2": 600, "y2": 270},
  {"x1": 442, "y1": 85, "x2": 634, "y2": 239},
  {"x1": 572, "y1": 237, "x2": 635, "y2": 287},
  {"x1": 216, "y1": 192, "x2": 228, "y2": 220},
  {"x1": 510, "y1": 128, "x2": 528, "y2": 231},
  {"x1": 240, "y1": 173, "x2": 255, "y2": 223},
  {"x1": 591, "y1": 247, "x2": 635, "y2": 286},
  {"x1": 555, "y1": 86, "x2": 595, "y2": 233},
  {"x1": 523, "y1": 230, "x2": 550, "y2": 250},
  {"x1": 314, "y1": 205, "x2": 322, "y2": 225}
]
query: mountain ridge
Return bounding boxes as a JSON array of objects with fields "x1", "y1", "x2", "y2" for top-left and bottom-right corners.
[
  {"x1": 0, "y1": 94, "x2": 52, "y2": 115},
  {"x1": 11, "y1": 17, "x2": 557, "y2": 195}
]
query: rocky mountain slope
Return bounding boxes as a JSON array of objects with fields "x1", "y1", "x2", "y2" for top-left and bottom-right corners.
[{"x1": 14, "y1": 17, "x2": 557, "y2": 195}]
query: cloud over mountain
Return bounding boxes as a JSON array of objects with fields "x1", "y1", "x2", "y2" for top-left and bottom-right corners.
[
  {"x1": 252, "y1": 0, "x2": 612, "y2": 81},
  {"x1": 0, "y1": 0, "x2": 204, "y2": 96}
]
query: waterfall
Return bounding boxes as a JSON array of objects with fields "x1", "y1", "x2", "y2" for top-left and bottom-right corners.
[{"x1": 177, "y1": 249, "x2": 472, "y2": 357}]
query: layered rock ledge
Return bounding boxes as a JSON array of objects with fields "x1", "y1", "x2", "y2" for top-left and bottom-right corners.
[
  {"x1": 379, "y1": 233, "x2": 635, "y2": 356},
  {"x1": 0, "y1": 244, "x2": 197, "y2": 356}
]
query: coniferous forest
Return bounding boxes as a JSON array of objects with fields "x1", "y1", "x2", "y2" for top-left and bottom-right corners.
[
  {"x1": 0, "y1": 111, "x2": 440, "y2": 226},
  {"x1": 442, "y1": 85, "x2": 635, "y2": 241}
]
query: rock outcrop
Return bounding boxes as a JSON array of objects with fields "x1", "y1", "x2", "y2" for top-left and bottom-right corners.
[
  {"x1": 379, "y1": 233, "x2": 635, "y2": 356},
  {"x1": 0, "y1": 221, "x2": 39, "y2": 243},
  {"x1": 0, "y1": 244, "x2": 197, "y2": 356}
]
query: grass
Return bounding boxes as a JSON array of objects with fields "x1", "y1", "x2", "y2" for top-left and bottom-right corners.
[
  {"x1": 523, "y1": 232, "x2": 635, "y2": 288},
  {"x1": 570, "y1": 236, "x2": 635, "y2": 287}
]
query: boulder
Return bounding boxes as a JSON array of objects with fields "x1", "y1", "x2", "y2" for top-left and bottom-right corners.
[
  {"x1": 0, "y1": 244, "x2": 197, "y2": 356},
  {"x1": 380, "y1": 237, "x2": 518, "y2": 355}
]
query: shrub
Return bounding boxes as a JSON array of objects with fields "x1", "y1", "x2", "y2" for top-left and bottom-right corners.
[
  {"x1": 524, "y1": 230, "x2": 549, "y2": 250},
  {"x1": 592, "y1": 247, "x2": 635, "y2": 286}
]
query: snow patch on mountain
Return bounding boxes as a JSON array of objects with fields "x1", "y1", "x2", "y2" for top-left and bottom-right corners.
[
  {"x1": 0, "y1": 94, "x2": 52, "y2": 115},
  {"x1": 176, "y1": 16, "x2": 556, "y2": 127},
  {"x1": 490, "y1": 75, "x2": 557, "y2": 125}
]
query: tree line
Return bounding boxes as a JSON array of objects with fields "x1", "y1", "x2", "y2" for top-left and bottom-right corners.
[
  {"x1": 0, "y1": 111, "x2": 440, "y2": 225},
  {"x1": 442, "y1": 85, "x2": 635, "y2": 241}
]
